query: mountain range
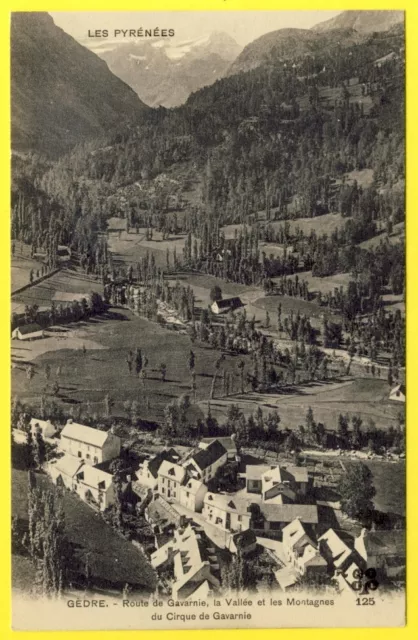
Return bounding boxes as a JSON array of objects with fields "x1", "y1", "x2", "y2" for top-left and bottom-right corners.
[
  {"x1": 11, "y1": 11, "x2": 404, "y2": 157},
  {"x1": 94, "y1": 32, "x2": 242, "y2": 108},
  {"x1": 228, "y1": 10, "x2": 404, "y2": 76},
  {"x1": 11, "y1": 12, "x2": 148, "y2": 157},
  {"x1": 312, "y1": 9, "x2": 404, "y2": 33}
]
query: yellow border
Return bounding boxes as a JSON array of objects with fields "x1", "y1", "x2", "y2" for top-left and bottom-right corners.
[{"x1": 1, "y1": 1, "x2": 416, "y2": 639}]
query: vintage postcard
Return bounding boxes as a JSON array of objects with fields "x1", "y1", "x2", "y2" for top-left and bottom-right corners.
[{"x1": 9, "y1": 7, "x2": 406, "y2": 631}]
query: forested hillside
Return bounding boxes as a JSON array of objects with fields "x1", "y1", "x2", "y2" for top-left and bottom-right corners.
[
  {"x1": 12, "y1": 22, "x2": 404, "y2": 335},
  {"x1": 312, "y1": 10, "x2": 403, "y2": 34}
]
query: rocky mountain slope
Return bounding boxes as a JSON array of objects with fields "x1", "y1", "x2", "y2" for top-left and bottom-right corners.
[
  {"x1": 97, "y1": 31, "x2": 242, "y2": 107},
  {"x1": 11, "y1": 12, "x2": 148, "y2": 157},
  {"x1": 228, "y1": 11, "x2": 403, "y2": 76}
]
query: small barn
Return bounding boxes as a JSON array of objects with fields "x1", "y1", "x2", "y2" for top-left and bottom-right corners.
[
  {"x1": 211, "y1": 297, "x2": 244, "y2": 315},
  {"x1": 12, "y1": 324, "x2": 44, "y2": 340},
  {"x1": 57, "y1": 245, "x2": 71, "y2": 263},
  {"x1": 30, "y1": 418, "x2": 56, "y2": 439},
  {"x1": 389, "y1": 384, "x2": 406, "y2": 403}
]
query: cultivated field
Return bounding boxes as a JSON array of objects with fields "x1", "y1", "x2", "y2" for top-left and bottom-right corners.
[
  {"x1": 12, "y1": 269, "x2": 103, "y2": 314},
  {"x1": 298, "y1": 80, "x2": 374, "y2": 115},
  {"x1": 269, "y1": 212, "x2": 346, "y2": 237},
  {"x1": 107, "y1": 223, "x2": 187, "y2": 269},
  {"x1": 11, "y1": 307, "x2": 252, "y2": 424},
  {"x1": 359, "y1": 221, "x2": 405, "y2": 250},
  {"x1": 282, "y1": 270, "x2": 352, "y2": 297},
  {"x1": 12, "y1": 246, "x2": 45, "y2": 292},
  {"x1": 200, "y1": 378, "x2": 402, "y2": 432}
]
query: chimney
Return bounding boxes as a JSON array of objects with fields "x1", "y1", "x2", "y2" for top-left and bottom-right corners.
[{"x1": 67, "y1": 418, "x2": 73, "y2": 424}]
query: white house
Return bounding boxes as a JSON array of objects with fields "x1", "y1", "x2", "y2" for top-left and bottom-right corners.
[
  {"x1": 12, "y1": 324, "x2": 44, "y2": 341},
  {"x1": 74, "y1": 464, "x2": 115, "y2": 511},
  {"x1": 282, "y1": 519, "x2": 327, "y2": 576},
  {"x1": 210, "y1": 297, "x2": 244, "y2": 315},
  {"x1": 135, "y1": 448, "x2": 180, "y2": 490},
  {"x1": 48, "y1": 454, "x2": 84, "y2": 490},
  {"x1": 59, "y1": 420, "x2": 121, "y2": 465},
  {"x1": 30, "y1": 418, "x2": 56, "y2": 439},
  {"x1": 157, "y1": 460, "x2": 186, "y2": 502},
  {"x1": 245, "y1": 464, "x2": 308, "y2": 499},
  {"x1": 48, "y1": 455, "x2": 115, "y2": 511},
  {"x1": 202, "y1": 491, "x2": 252, "y2": 533},
  {"x1": 261, "y1": 467, "x2": 298, "y2": 504},
  {"x1": 389, "y1": 384, "x2": 406, "y2": 403},
  {"x1": 183, "y1": 440, "x2": 228, "y2": 483},
  {"x1": 179, "y1": 478, "x2": 207, "y2": 512}
]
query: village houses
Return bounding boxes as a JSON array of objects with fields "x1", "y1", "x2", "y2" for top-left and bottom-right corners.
[
  {"x1": 48, "y1": 454, "x2": 115, "y2": 511},
  {"x1": 151, "y1": 522, "x2": 221, "y2": 600}
]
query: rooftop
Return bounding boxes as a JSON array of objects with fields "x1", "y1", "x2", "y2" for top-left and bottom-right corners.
[
  {"x1": 50, "y1": 454, "x2": 84, "y2": 478},
  {"x1": 30, "y1": 418, "x2": 54, "y2": 431},
  {"x1": 76, "y1": 465, "x2": 113, "y2": 490},
  {"x1": 182, "y1": 478, "x2": 207, "y2": 495},
  {"x1": 246, "y1": 464, "x2": 276, "y2": 480},
  {"x1": 146, "y1": 497, "x2": 182, "y2": 528},
  {"x1": 260, "y1": 504, "x2": 319, "y2": 524},
  {"x1": 158, "y1": 460, "x2": 186, "y2": 483},
  {"x1": 200, "y1": 437, "x2": 237, "y2": 452},
  {"x1": 318, "y1": 528, "x2": 353, "y2": 568},
  {"x1": 286, "y1": 465, "x2": 309, "y2": 484},
  {"x1": 190, "y1": 440, "x2": 227, "y2": 471},
  {"x1": 147, "y1": 448, "x2": 180, "y2": 479},
  {"x1": 15, "y1": 323, "x2": 43, "y2": 335},
  {"x1": 212, "y1": 297, "x2": 243, "y2": 310},
  {"x1": 61, "y1": 422, "x2": 112, "y2": 448}
]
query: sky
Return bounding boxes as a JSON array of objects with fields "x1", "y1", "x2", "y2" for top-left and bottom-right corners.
[{"x1": 50, "y1": 11, "x2": 342, "y2": 49}]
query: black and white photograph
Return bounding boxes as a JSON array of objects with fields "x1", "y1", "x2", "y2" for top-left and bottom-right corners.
[{"x1": 10, "y1": 9, "x2": 405, "y2": 630}]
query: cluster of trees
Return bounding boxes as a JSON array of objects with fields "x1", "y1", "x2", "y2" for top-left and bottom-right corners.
[
  {"x1": 339, "y1": 463, "x2": 376, "y2": 520},
  {"x1": 179, "y1": 402, "x2": 405, "y2": 457},
  {"x1": 21, "y1": 472, "x2": 72, "y2": 597},
  {"x1": 106, "y1": 274, "x2": 195, "y2": 324},
  {"x1": 11, "y1": 292, "x2": 106, "y2": 332}
]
